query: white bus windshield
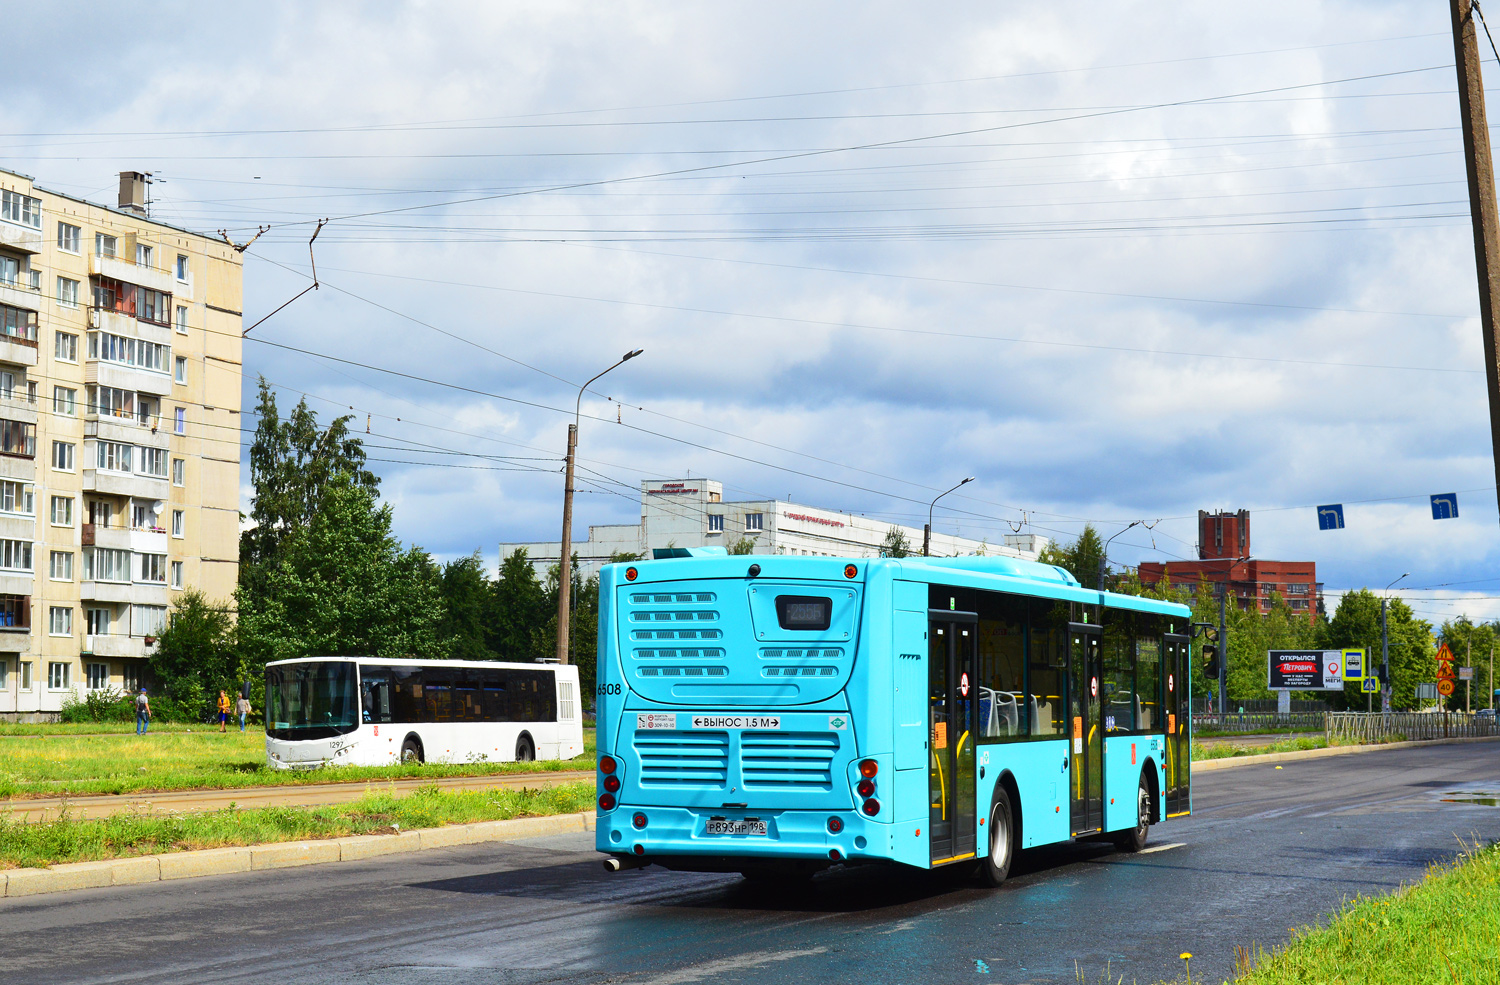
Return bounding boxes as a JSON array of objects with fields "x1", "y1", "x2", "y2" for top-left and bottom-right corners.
[{"x1": 266, "y1": 661, "x2": 360, "y2": 739}]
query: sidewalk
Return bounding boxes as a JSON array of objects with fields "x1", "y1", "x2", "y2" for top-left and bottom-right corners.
[{"x1": 2, "y1": 770, "x2": 594, "y2": 822}]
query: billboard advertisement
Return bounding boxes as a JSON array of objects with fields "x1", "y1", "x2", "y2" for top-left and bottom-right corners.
[{"x1": 1268, "y1": 650, "x2": 1345, "y2": 691}]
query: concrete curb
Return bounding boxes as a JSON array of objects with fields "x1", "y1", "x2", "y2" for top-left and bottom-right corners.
[
  {"x1": 0, "y1": 810, "x2": 596, "y2": 900},
  {"x1": 1194, "y1": 734, "x2": 1500, "y2": 771}
]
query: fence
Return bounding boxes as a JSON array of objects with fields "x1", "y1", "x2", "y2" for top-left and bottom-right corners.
[
  {"x1": 1192, "y1": 712, "x2": 1326, "y2": 733},
  {"x1": 1325, "y1": 711, "x2": 1500, "y2": 744},
  {"x1": 1191, "y1": 697, "x2": 1332, "y2": 715}
]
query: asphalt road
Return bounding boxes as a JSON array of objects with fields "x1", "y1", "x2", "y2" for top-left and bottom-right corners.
[{"x1": 4, "y1": 743, "x2": 1497, "y2": 985}]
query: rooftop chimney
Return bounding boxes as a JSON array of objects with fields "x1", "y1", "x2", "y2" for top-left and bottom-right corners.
[{"x1": 117, "y1": 171, "x2": 149, "y2": 216}]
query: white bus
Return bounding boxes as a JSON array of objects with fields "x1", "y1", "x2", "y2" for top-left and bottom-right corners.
[{"x1": 264, "y1": 657, "x2": 585, "y2": 770}]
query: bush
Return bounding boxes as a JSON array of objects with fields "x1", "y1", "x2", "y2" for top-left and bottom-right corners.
[{"x1": 58, "y1": 687, "x2": 134, "y2": 723}]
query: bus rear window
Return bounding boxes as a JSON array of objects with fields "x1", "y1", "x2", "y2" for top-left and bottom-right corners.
[{"x1": 776, "y1": 595, "x2": 831, "y2": 631}]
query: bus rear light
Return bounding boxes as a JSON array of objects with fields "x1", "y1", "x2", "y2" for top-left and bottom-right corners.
[
  {"x1": 625, "y1": 567, "x2": 638, "y2": 581},
  {"x1": 844, "y1": 564, "x2": 857, "y2": 579},
  {"x1": 827, "y1": 816, "x2": 843, "y2": 833},
  {"x1": 599, "y1": 755, "x2": 618, "y2": 774},
  {"x1": 858, "y1": 759, "x2": 879, "y2": 778},
  {"x1": 633, "y1": 844, "x2": 644, "y2": 855},
  {"x1": 598, "y1": 793, "x2": 616, "y2": 811},
  {"x1": 857, "y1": 779, "x2": 875, "y2": 798},
  {"x1": 603, "y1": 775, "x2": 621, "y2": 793},
  {"x1": 861, "y1": 798, "x2": 880, "y2": 817},
  {"x1": 632, "y1": 813, "x2": 648, "y2": 829},
  {"x1": 829, "y1": 849, "x2": 842, "y2": 861}
]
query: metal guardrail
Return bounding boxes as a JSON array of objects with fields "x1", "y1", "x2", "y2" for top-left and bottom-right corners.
[
  {"x1": 1325, "y1": 711, "x2": 1500, "y2": 743},
  {"x1": 1191, "y1": 713, "x2": 1325, "y2": 733}
]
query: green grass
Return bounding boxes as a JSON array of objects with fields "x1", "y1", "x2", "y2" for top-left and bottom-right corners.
[
  {"x1": 1152, "y1": 841, "x2": 1500, "y2": 984},
  {"x1": 1192, "y1": 736, "x2": 1328, "y2": 761},
  {"x1": 0, "y1": 721, "x2": 206, "y2": 736},
  {"x1": 0, "y1": 781, "x2": 595, "y2": 868},
  {"x1": 0, "y1": 729, "x2": 595, "y2": 800}
]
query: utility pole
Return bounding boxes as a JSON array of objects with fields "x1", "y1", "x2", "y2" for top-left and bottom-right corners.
[
  {"x1": 1217, "y1": 586, "x2": 1227, "y2": 721},
  {"x1": 1451, "y1": 0, "x2": 1500, "y2": 523}
]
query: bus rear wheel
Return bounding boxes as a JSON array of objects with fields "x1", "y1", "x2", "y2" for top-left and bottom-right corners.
[
  {"x1": 515, "y1": 735, "x2": 535, "y2": 762},
  {"x1": 1114, "y1": 776, "x2": 1151, "y2": 853},
  {"x1": 978, "y1": 787, "x2": 1015, "y2": 887},
  {"x1": 400, "y1": 738, "x2": 423, "y2": 764}
]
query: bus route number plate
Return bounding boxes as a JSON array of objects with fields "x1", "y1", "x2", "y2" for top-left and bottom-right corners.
[{"x1": 706, "y1": 818, "x2": 767, "y2": 836}]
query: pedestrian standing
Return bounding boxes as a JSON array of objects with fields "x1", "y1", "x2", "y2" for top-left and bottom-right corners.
[
  {"x1": 217, "y1": 689, "x2": 232, "y2": 733},
  {"x1": 135, "y1": 688, "x2": 151, "y2": 734},
  {"x1": 235, "y1": 692, "x2": 252, "y2": 733}
]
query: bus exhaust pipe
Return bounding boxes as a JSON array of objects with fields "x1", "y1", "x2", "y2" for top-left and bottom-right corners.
[{"x1": 604, "y1": 855, "x2": 649, "y2": 873}]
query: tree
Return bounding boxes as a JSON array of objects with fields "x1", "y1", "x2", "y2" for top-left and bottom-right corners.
[
  {"x1": 490, "y1": 548, "x2": 548, "y2": 661},
  {"x1": 438, "y1": 552, "x2": 494, "y2": 661},
  {"x1": 237, "y1": 481, "x2": 447, "y2": 665},
  {"x1": 151, "y1": 589, "x2": 239, "y2": 720},
  {"x1": 726, "y1": 538, "x2": 757, "y2": 555},
  {"x1": 1323, "y1": 589, "x2": 1433, "y2": 711},
  {"x1": 880, "y1": 527, "x2": 912, "y2": 558},
  {"x1": 240, "y1": 378, "x2": 380, "y2": 585},
  {"x1": 1039, "y1": 524, "x2": 1106, "y2": 589}
]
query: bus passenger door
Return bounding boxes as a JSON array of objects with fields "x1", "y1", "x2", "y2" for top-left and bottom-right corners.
[
  {"x1": 1068, "y1": 625, "x2": 1103, "y2": 836},
  {"x1": 1163, "y1": 634, "x2": 1191, "y2": 816},
  {"x1": 928, "y1": 610, "x2": 978, "y2": 865}
]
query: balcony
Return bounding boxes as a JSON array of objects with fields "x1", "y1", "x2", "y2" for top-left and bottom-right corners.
[
  {"x1": 90, "y1": 306, "x2": 173, "y2": 345},
  {"x1": 85, "y1": 360, "x2": 172, "y2": 397},
  {"x1": 89, "y1": 252, "x2": 176, "y2": 295},
  {"x1": 82, "y1": 580, "x2": 169, "y2": 606},
  {"x1": 0, "y1": 569, "x2": 33, "y2": 597},
  {"x1": 0, "y1": 277, "x2": 43, "y2": 312},
  {"x1": 0, "y1": 392, "x2": 37, "y2": 426},
  {"x1": 0, "y1": 221, "x2": 43, "y2": 255},
  {"x1": 84, "y1": 412, "x2": 170, "y2": 448},
  {"x1": 83, "y1": 468, "x2": 169, "y2": 500},
  {"x1": 0, "y1": 454, "x2": 35, "y2": 482}
]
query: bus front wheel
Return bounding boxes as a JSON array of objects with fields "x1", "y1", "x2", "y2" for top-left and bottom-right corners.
[
  {"x1": 1113, "y1": 776, "x2": 1151, "y2": 853},
  {"x1": 515, "y1": 735, "x2": 535, "y2": 762},
  {"x1": 401, "y1": 738, "x2": 423, "y2": 764},
  {"x1": 978, "y1": 787, "x2": 1014, "y2": 887}
]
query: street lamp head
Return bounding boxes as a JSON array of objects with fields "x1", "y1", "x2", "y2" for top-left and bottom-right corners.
[
  {"x1": 961, "y1": 476, "x2": 975, "y2": 485},
  {"x1": 622, "y1": 348, "x2": 644, "y2": 361}
]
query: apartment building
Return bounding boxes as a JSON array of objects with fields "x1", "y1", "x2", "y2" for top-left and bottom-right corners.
[{"x1": 0, "y1": 169, "x2": 242, "y2": 719}]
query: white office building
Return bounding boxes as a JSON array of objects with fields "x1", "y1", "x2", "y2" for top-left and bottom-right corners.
[{"x1": 501, "y1": 477, "x2": 1048, "y2": 581}]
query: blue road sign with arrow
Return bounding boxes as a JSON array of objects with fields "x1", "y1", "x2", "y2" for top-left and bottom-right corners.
[
  {"x1": 1431, "y1": 493, "x2": 1458, "y2": 519},
  {"x1": 1317, "y1": 504, "x2": 1345, "y2": 530}
]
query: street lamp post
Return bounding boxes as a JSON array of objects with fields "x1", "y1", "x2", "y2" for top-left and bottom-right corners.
[
  {"x1": 923, "y1": 477, "x2": 974, "y2": 556},
  {"x1": 1214, "y1": 555, "x2": 1252, "y2": 721},
  {"x1": 1380, "y1": 573, "x2": 1409, "y2": 712},
  {"x1": 1098, "y1": 521, "x2": 1142, "y2": 591},
  {"x1": 556, "y1": 349, "x2": 643, "y2": 665}
]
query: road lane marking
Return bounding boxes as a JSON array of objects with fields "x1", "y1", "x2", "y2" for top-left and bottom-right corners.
[{"x1": 1138, "y1": 842, "x2": 1186, "y2": 855}]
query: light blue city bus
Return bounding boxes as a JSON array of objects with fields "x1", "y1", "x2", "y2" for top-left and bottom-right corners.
[{"x1": 594, "y1": 548, "x2": 1193, "y2": 884}]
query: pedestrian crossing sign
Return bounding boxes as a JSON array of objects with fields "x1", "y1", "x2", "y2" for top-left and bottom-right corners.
[{"x1": 1361, "y1": 676, "x2": 1380, "y2": 694}]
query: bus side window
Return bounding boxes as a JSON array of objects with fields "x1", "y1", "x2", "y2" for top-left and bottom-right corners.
[
  {"x1": 481, "y1": 672, "x2": 508, "y2": 720},
  {"x1": 1102, "y1": 609, "x2": 1135, "y2": 734},
  {"x1": 976, "y1": 590, "x2": 1027, "y2": 740},
  {"x1": 390, "y1": 666, "x2": 422, "y2": 723},
  {"x1": 360, "y1": 667, "x2": 393, "y2": 724},
  {"x1": 1028, "y1": 598, "x2": 1069, "y2": 737},
  {"x1": 454, "y1": 672, "x2": 482, "y2": 722},
  {"x1": 426, "y1": 677, "x2": 453, "y2": 722},
  {"x1": 1136, "y1": 616, "x2": 1163, "y2": 732}
]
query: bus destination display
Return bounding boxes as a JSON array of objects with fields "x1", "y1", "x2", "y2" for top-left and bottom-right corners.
[{"x1": 776, "y1": 595, "x2": 832, "y2": 630}]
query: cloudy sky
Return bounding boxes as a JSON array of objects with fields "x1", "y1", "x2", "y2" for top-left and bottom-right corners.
[{"x1": 8, "y1": 1, "x2": 1499, "y2": 625}]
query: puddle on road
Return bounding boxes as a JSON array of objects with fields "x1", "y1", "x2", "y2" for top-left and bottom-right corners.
[{"x1": 1438, "y1": 789, "x2": 1500, "y2": 807}]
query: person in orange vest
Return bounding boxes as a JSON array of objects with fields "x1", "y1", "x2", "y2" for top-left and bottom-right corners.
[{"x1": 217, "y1": 690, "x2": 232, "y2": 733}]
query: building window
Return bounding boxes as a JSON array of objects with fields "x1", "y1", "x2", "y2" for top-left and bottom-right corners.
[
  {"x1": 138, "y1": 553, "x2": 167, "y2": 584},
  {"x1": 174, "y1": 356, "x2": 186, "y2": 384},
  {"x1": 0, "y1": 481, "x2": 33, "y2": 515},
  {"x1": 172, "y1": 457, "x2": 185, "y2": 486},
  {"x1": 49, "y1": 551, "x2": 72, "y2": 582},
  {"x1": 174, "y1": 407, "x2": 185, "y2": 434},
  {"x1": 52, "y1": 386, "x2": 75, "y2": 416},
  {"x1": 175, "y1": 255, "x2": 188, "y2": 281},
  {"x1": 170, "y1": 559, "x2": 183, "y2": 589},
  {"x1": 20, "y1": 660, "x2": 31, "y2": 690},
  {"x1": 95, "y1": 233, "x2": 117, "y2": 258},
  {"x1": 132, "y1": 604, "x2": 167, "y2": 637},
  {"x1": 707, "y1": 514, "x2": 724, "y2": 533},
  {"x1": 121, "y1": 663, "x2": 138, "y2": 693},
  {"x1": 48, "y1": 660, "x2": 70, "y2": 687},
  {"x1": 55, "y1": 331, "x2": 77, "y2": 362},
  {"x1": 87, "y1": 607, "x2": 111, "y2": 636},
  {"x1": 85, "y1": 547, "x2": 131, "y2": 583},
  {"x1": 0, "y1": 594, "x2": 27, "y2": 628},
  {"x1": 138, "y1": 447, "x2": 168, "y2": 478},
  {"x1": 175, "y1": 305, "x2": 187, "y2": 334},
  {"x1": 0, "y1": 420, "x2": 35, "y2": 457},
  {"x1": 171, "y1": 509, "x2": 184, "y2": 538},
  {"x1": 1, "y1": 190, "x2": 42, "y2": 228},
  {"x1": 51, "y1": 440, "x2": 74, "y2": 471},
  {"x1": 48, "y1": 608, "x2": 71, "y2": 640},
  {"x1": 97, "y1": 440, "x2": 132, "y2": 473},
  {"x1": 57, "y1": 277, "x2": 79, "y2": 307},
  {"x1": 0, "y1": 658, "x2": 6, "y2": 688},
  {"x1": 136, "y1": 244, "x2": 153, "y2": 268},
  {"x1": 0, "y1": 301, "x2": 37, "y2": 343},
  {"x1": 87, "y1": 662, "x2": 109, "y2": 690},
  {"x1": 745, "y1": 512, "x2": 763, "y2": 531},
  {"x1": 57, "y1": 222, "x2": 80, "y2": 253},
  {"x1": 0, "y1": 539, "x2": 32, "y2": 571}
]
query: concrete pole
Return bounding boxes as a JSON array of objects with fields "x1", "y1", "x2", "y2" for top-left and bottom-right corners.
[
  {"x1": 1217, "y1": 588, "x2": 1227, "y2": 722},
  {"x1": 1450, "y1": 0, "x2": 1500, "y2": 524},
  {"x1": 555, "y1": 423, "x2": 578, "y2": 664}
]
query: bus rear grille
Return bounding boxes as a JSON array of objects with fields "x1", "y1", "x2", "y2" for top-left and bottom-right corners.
[
  {"x1": 740, "y1": 732, "x2": 838, "y2": 789},
  {"x1": 635, "y1": 731, "x2": 729, "y2": 786}
]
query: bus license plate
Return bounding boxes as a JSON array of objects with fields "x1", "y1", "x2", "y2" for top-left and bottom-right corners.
[{"x1": 706, "y1": 818, "x2": 766, "y2": 836}]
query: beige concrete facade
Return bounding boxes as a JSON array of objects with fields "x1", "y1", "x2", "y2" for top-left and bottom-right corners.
[{"x1": 0, "y1": 168, "x2": 242, "y2": 717}]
